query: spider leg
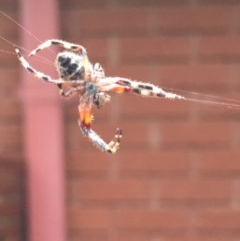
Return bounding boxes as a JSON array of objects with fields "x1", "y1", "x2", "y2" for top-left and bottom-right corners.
[
  {"x1": 97, "y1": 83, "x2": 131, "y2": 94},
  {"x1": 96, "y1": 78, "x2": 131, "y2": 93},
  {"x1": 57, "y1": 82, "x2": 85, "y2": 98},
  {"x1": 29, "y1": 39, "x2": 87, "y2": 57},
  {"x1": 57, "y1": 84, "x2": 77, "y2": 97},
  {"x1": 99, "y1": 77, "x2": 185, "y2": 100},
  {"x1": 79, "y1": 124, "x2": 122, "y2": 154},
  {"x1": 93, "y1": 63, "x2": 105, "y2": 78},
  {"x1": 15, "y1": 48, "x2": 61, "y2": 84},
  {"x1": 16, "y1": 48, "x2": 86, "y2": 97},
  {"x1": 78, "y1": 102, "x2": 122, "y2": 153}
]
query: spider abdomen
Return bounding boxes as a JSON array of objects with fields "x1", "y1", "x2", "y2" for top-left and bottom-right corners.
[{"x1": 56, "y1": 51, "x2": 87, "y2": 80}]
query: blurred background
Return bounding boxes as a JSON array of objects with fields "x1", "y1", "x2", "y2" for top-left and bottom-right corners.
[{"x1": 0, "y1": 0, "x2": 240, "y2": 240}]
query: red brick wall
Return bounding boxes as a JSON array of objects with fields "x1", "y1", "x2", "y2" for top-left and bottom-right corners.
[
  {"x1": 2, "y1": 0, "x2": 240, "y2": 241},
  {"x1": 0, "y1": 1, "x2": 25, "y2": 241},
  {"x1": 61, "y1": 1, "x2": 240, "y2": 241}
]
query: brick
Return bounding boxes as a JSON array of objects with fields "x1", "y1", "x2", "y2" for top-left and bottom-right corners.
[
  {"x1": 62, "y1": 9, "x2": 149, "y2": 37},
  {"x1": 0, "y1": 195, "x2": 25, "y2": 219},
  {"x1": 198, "y1": 151, "x2": 240, "y2": 176},
  {"x1": 0, "y1": 1, "x2": 17, "y2": 10},
  {"x1": 0, "y1": 233, "x2": 22, "y2": 241},
  {"x1": 69, "y1": 231, "x2": 109, "y2": 241},
  {"x1": 161, "y1": 121, "x2": 231, "y2": 145},
  {"x1": 196, "y1": 105, "x2": 240, "y2": 122},
  {"x1": 119, "y1": 36, "x2": 190, "y2": 63},
  {"x1": 118, "y1": 95, "x2": 191, "y2": 119},
  {"x1": 73, "y1": 38, "x2": 108, "y2": 64},
  {"x1": 106, "y1": 64, "x2": 154, "y2": 82},
  {"x1": 0, "y1": 203, "x2": 22, "y2": 215},
  {"x1": 0, "y1": 215, "x2": 20, "y2": 233},
  {"x1": 69, "y1": 209, "x2": 190, "y2": 232},
  {"x1": 0, "y1": 68, "x2": 19, "y2": 91},
  {"x1": 113, "y1": 209, "x2": 190, "y2": 230},
  {"x1": 162, "y1": 236, "x2": 233, "y2": 241},
  {"x1": 195, "y1": 210, "x2": 240, "y2": 230},
  {"x1": 154, "y1": 6, "x2": 231, "y2": 33},
  {"x1": 118, "y1": 0, "x2": 188, "y2": 7},
  {"x1": 71, "y1": 179, "x2": 151, "y2": 201},
  {"x1": 0, "y1": 123, "x2": 22, "y2": 157},
  {"x1": 111, "y1": 233, "x2": 150, "y2": 241},
  {"x1": 199, "y1": 0, "x2": 240, "y2": 5},
  {"x1": 0, "y1": 168, "x2": 22, "y2": 193},
  {"x1": 199, "y1": 35, "x2": 240, "y2": 60},
  {"x1": 67, "y1": 151, "x2": 110, "y2": 174},
  {"x1": 158, "y1": 180, "x2": 231, "y2": 201},
  {"x1": 119, "y1": 151, "x2": 189, "y2": 177},
  {"x1": 61, "y1": 0, "x2": 108, "y2": 9},
  {"x1": 0, "y1": 48, "x2": 18, "y2": 66},
  {"x1": 69, "y1": 208, "x2": 111, "y2": 230},
  {"x1": 0, "y1": 10, "x2": 19, "y2": 39},
  {"x1": 0, "y1": 96, "x2": 21, "y2": 120},
  {"x1": 156, "y1": 64, "x2": 232, "y2": 92}
]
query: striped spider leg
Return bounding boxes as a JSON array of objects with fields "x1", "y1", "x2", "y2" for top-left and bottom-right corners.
[{"x1": 96, "y1": 77, "x2": 185, "y2": 100}]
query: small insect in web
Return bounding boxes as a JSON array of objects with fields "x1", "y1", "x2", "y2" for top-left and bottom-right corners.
[{"x1": 14, "y1": 39, "x2": 240, "y2": 153}]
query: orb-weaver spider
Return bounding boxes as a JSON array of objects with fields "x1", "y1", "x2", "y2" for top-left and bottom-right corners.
[{"x1": 15, "y1": 39, "x2": 184, "y2": 153}]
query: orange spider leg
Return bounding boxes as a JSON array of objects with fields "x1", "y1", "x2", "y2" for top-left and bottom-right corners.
[
  {"x1": 78, "y1": 104, "x2": 93, "y2": 129},
  {"x1": 78, "y1": 103, "x2": 122, "y2": 153},
  {"x1": 112, "y1": 86, "x2": 131, "y2": 94},
  {"x1": 99, "y1": 84, "x2": 131, "y2": 94}
]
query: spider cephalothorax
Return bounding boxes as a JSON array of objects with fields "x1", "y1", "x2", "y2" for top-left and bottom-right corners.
[{"x1": 15, "y1": 39, "x2": 184, "y2": 153}]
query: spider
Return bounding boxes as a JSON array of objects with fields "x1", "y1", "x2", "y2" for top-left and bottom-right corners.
[{"x1": 15, "y1": 39, "x2": 185, "y2": 153}]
